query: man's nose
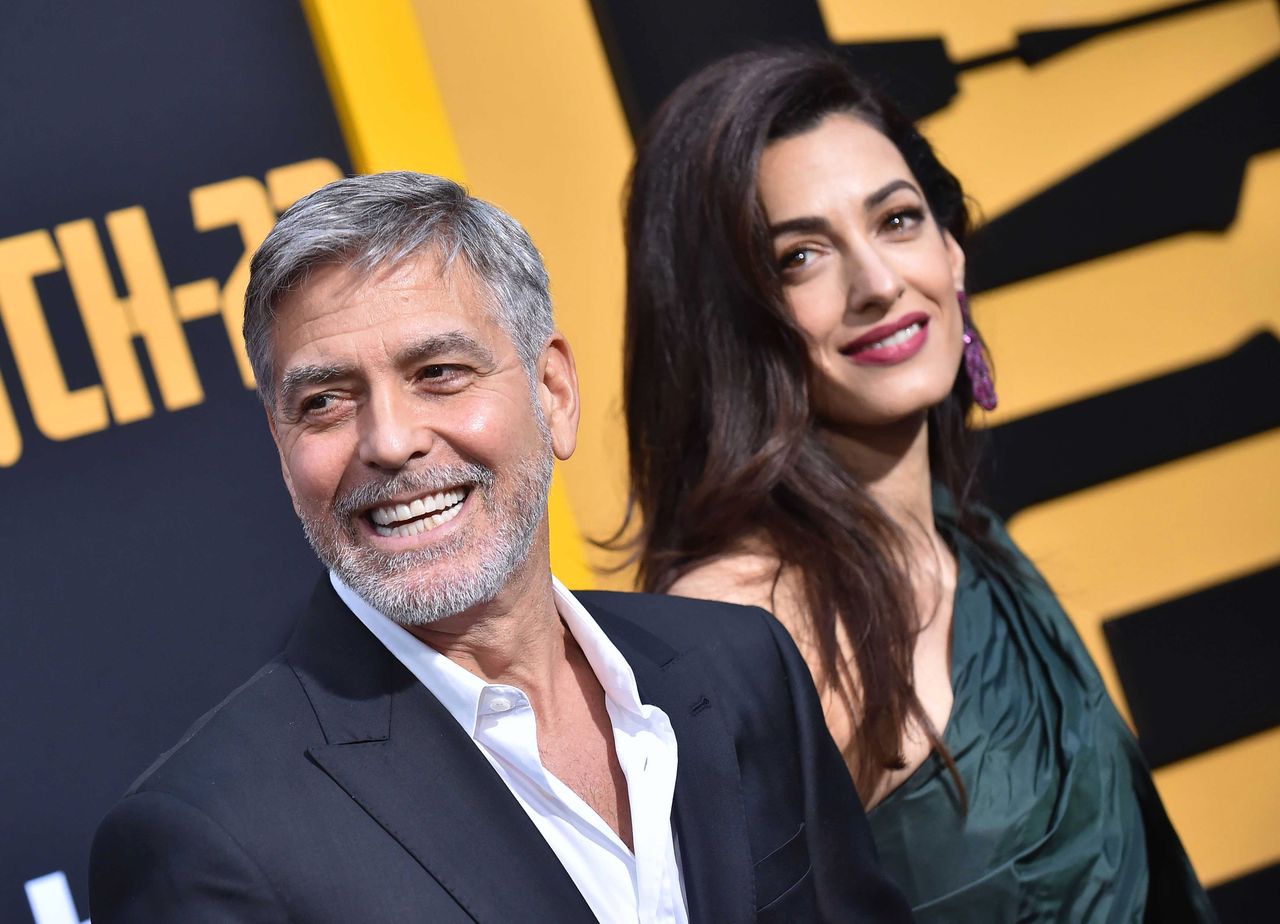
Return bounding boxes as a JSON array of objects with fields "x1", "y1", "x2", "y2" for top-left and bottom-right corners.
[
  {"x1": 845, "y1": 240, "x2": 905, "y2": 315},
  {"x1": 357, "y1": 389, "x2": 431, "y2": 470}
]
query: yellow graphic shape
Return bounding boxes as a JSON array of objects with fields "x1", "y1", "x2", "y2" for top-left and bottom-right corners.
[
  {"x1": 304, "y1": 0, "x2": 591, "y2": 587},
  {"x1": 1153, "y1": 726, "x2": 1280, "y2": 886},
  {"x1": 410, "y1": 0, "x2": 636, "y2": 586},
  {"x1": 265, "y1": 158, "x2": 345, "y2": 212},
  {"x1": 301, "y1": 0, "x2": 463, "y2": 178},
  {"x1": 820, "y1": 0, "x2": 1258, "y2": 61},
  {"x1": 979, "y1": 150, "x2": 1280, "y2": 424},
  {"x1": 921, "y1": 0, "x2": 1279, "y2": 219},
  {"x1": 0, "y1": 369, "x2": 18, "y2": 466},
  {"x1": 190, "y1": 177, "x2": 281, "y2": 388},
  {"x1": 0, "y1": 231, "x2": 108, "y2": 441},
  {"x1": 57, "y1": 209, "x2": 205, "y2": 423},
  {"x1": 1008, "y1": 429, "x2": 1280, "y2": 884}
]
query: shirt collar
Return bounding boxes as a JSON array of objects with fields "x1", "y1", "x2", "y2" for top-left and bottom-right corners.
[{"x1": 329, "y1": 572, "x2": 648, "y2": 735}]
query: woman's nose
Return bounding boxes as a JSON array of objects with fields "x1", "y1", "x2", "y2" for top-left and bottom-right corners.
[{"x1": 845, "y1": 241, "x2": 905, "y2": 315}]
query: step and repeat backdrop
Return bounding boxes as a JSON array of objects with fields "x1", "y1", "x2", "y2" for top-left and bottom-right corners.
[{"x1": 3, "y1": 1, "x2": 1276, "y2": 921}]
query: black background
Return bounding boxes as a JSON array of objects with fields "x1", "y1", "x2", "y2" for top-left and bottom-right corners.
[{"x1": 0, "y1": 2, "x2": 350, "y2": 919}]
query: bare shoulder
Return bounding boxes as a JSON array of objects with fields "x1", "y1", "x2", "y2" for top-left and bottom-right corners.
[{"x1": 667, "y1": 549, "x2": 812, "y2": 646}]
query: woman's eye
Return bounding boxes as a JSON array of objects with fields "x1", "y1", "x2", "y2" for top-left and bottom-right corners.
[
  {"x1": 884, "y1": 208, "x2": 924, "y2": 233},
  {"x1": 780, "y1": 248, "x2": 814, "y2": 271}
]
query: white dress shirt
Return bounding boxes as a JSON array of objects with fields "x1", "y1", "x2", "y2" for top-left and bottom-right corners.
[{"x1": 331, "y1": 573, "x2": 689, "y2": 924}]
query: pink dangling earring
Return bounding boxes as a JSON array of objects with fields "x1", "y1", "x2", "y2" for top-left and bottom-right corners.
[{"x1": 958, "y1": 291, "x2": 997, "y2": 411}]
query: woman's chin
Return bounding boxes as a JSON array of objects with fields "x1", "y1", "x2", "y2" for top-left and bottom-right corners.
[{"x1": 815, "y1": 387, "x2": 955, "y2": 434}]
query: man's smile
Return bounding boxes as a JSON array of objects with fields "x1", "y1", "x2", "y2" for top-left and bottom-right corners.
[{"x1": 364, "y1": 487, "x2": 470, "y2": 538}]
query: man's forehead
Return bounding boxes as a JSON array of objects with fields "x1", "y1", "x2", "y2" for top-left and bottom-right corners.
[
  {"x1": 292, "y1": 247, "x2": 479, "y2": 308},
  {"x1": 275, "y1": 249, "x2": 495, "y2": 336},
  {"x1": 267, "y1": 248, "x2": 512, "y2": 388}
]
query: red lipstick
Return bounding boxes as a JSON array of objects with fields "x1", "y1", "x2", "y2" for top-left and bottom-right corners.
[{"x1": 841, "y1": 312, "x2": 930, "y2": 366}]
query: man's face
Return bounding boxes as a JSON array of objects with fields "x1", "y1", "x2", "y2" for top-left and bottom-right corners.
[{"x1": 266, "y1": 251, "x2": 576, "y2": 625}]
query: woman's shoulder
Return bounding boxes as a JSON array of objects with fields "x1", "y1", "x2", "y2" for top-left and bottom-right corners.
[
  {"x1": 666, "y1": 545, "x2": 813, "y2": 640},
  {"x1": 667, "y1": 546, "x2": 783, "y2": 609}
]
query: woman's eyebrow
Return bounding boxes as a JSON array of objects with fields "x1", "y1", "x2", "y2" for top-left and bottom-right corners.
[
  {"x1": 769, "y1": 180, "x2": 923, "y2": 239},
  {"x1": 769, "y1": 215, "x2": 835, "y2": 238},
  {"x1": 865, "y1": 179, "x2": 921, "y2": 210}
]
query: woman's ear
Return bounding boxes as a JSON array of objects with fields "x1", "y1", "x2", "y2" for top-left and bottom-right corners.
[
  {"x1": 944, "y1": 231, "x2": 966, "y2": 291},
  {"x1": 537, "y1": 332, "x2": 580, "y2": 461}
]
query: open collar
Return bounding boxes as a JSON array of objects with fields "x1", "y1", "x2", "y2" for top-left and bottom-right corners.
[
  {"x1": 284, "y1": 578, "x2": 597, "y2": 924},
  {"x1": 284, "y1": 578, "x2": 757, "y2": 924}
]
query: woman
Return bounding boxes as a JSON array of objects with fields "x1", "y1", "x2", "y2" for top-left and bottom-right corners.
[{"x1": 618, "y1": 47, "x2": 1215, "y2": 921}]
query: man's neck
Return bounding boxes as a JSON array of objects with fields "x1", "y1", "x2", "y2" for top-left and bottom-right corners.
[{"x1": 406, "y1": 545, "x2": 568, "y2": 704}]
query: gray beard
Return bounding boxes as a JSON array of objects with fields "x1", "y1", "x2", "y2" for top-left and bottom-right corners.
[{"x1": 299, "y1": 450, "x2": 554, "y2": 627}]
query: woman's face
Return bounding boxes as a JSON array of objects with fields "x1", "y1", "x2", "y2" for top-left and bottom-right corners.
[{"x1": 758, "y1": 113, "x2": 966, "y2": 433}]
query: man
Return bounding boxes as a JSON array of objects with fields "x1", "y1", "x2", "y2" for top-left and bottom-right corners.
[{"x1": 89, "y1": 172, "x2": 912, "y2": 923}]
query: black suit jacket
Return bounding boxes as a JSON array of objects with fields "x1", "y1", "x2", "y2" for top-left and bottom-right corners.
[{"x1": 90, "y1": 580, "x2": 912, "y2": 923}]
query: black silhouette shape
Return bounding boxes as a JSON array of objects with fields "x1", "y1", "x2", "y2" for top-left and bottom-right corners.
[
  {"x1": 590, "y1": 0, "x2": 1250, "y2": 125},
  {"x1": 982, "y1": 331, "x2": 1280, "y2": 520},
  {"x1": 1105, "y1": 564, "x2": 1280, "y2": 768},
  {"x1": 968, "y1": 57, "x2": 1280, "y2": 293}
]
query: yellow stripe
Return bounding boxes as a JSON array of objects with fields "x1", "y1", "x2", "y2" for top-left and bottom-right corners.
[
  {"x1": 1155, "y1": 727, "x2": 1280, "y2": 886},
  {"x1": 301, "y1": 0, "x2": 591, "y2": 585},
  {"x1": 301, "y1": 0, "x2": 465, "y2": 177}
]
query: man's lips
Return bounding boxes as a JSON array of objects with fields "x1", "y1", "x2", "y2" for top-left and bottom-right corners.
[
  {"x1": 840, "y1": 312, "x2": 930, "y2": 366},
  {"x1": 363, "y1": 487, "x2": 469, "y2": 538}
]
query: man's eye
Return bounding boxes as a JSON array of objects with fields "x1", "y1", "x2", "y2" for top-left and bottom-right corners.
[
  {"x1": 418, "y1": 364, "x2": 469, "y2": 384},
  {"x1": 302, "y1": 393, "x2": 335, "y2": 413}
]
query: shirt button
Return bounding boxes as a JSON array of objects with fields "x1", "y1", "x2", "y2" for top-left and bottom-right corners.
[{"x1": 489, "y1": 697, "x2": 512, "y2": 713}]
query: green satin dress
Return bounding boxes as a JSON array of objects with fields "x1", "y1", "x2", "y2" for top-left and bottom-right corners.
[{"x1": 866, "y1": 509, "x2": 1218, "y2": 922}]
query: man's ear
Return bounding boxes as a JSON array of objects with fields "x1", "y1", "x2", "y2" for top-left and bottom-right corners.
[
  {"x1": 537, "y1": 332, "x2": 580, "y2": 462},
  {"x1": 944, "y1": 230, "x2": 966, "y2": 291},
  {"x1": 264, "y1": 404, "x2": 301, "y2": 516}
]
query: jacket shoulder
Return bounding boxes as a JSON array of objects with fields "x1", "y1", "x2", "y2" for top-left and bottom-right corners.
[
  {"x1": 124, "y1": 655, "x2": 315, "y2": 801},
  {"x1": 572, "y1": 589, "x2": 780, "y2": 650}
]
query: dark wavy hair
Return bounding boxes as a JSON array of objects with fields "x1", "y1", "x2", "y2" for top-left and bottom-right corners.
[{"x1": 616, "y1": 47, "x2": 1007, "y2": 798}]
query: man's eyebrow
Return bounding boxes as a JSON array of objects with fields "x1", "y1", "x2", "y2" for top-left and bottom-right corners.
[
  {"x1": 278, "y1": 363, "x2": 353, "y2": 411},
  {"x1": 396, "y1": 331, "x2": 496, "y2": 368},
  {"x1": 768, "y1": 180, "x2": 923, "y2": 238},
  {"x1": 276, "y1": 333, "x2": 498, "y2": 412}
]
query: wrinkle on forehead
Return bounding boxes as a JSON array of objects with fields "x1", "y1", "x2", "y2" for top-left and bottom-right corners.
[
  {"x1": 278, "y1": 252, "x2": 491, "y2": 342},
  {"x1": 275, "y1": 245, "x2": 499, "y2": 338}
]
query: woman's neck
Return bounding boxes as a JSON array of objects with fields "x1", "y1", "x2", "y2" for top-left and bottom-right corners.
[
  {"x1": 822, "y1": 411, "x2": 937, "y2": 548},
  {"x1": 823, "y1": 410, "x2": 958, "y2": 653}
]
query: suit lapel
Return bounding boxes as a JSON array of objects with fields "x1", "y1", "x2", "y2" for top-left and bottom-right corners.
[
  {"x1": 590, "y1": 600, "x2": 757, "y2": 924},
  {"x1": 286, "y1": 580, "x2": 596, "y2": 924}
]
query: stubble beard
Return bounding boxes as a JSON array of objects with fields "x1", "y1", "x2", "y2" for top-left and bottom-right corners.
[{"x1": 299, "y1": 444, "x2": 554, "y2": 627}]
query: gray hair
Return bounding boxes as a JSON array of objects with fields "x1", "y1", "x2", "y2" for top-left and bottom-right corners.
[{"x1": 243, "y1": 171, "x2": 554, "y2": 405}]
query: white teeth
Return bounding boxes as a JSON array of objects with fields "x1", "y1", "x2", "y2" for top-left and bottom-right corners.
[
  {"x1": 865, "y1": 322, "x2": 922, "y2": 351},
  {"x1": 368, "y1": 488, "x2": 466, "y2": 535}
]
